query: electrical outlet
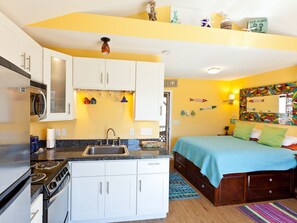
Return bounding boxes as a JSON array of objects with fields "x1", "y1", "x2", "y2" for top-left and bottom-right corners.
[
  {"x1": 55, "y1": 129, "x2": 61, "y2": 137},
  {"x1": 61, "y1": 128, "x2": 67, "y2": 136},
  {"x1": 130, "y1": 128, "x2": 135, "y2": 136}
]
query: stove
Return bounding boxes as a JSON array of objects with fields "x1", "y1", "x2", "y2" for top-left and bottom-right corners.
[{"x1": 31, "y1": 160, "x2": 70, "y2": 223}]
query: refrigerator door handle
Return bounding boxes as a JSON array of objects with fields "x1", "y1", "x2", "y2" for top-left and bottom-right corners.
[{"x1": 0, "y1": 177, "x2": 30, "y2": 215}]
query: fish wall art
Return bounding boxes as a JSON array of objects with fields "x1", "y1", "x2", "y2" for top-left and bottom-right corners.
[
  {"x1": 199, "y1": 105, "x2": 217, "y2": 111},
  {"x1": 189, "y1": 98, "x2": 207, "y2": 102}
]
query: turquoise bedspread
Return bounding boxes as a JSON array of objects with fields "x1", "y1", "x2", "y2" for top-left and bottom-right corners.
[{"x1": 173, "y1": 136, "x2": 297, "y2": 188}]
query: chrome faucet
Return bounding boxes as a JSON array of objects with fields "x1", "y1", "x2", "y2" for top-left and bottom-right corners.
[{"x1": 106, "y1": 128, "x2": 116, "y2": 145}]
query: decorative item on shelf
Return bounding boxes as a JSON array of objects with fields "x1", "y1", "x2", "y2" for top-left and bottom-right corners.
[
  {"x1": 170, "y1": 10, "x2": 181, "y2": 24},
  {"x1": 180, "y1": 110, "x2": 186, "y2": 116},
  {"x1": 90, "y1": 97, "x2": 97, "y2": 104},
  {"x1": 83, "y1": 97, "x2": 90, "y2": 104},
  {"x1": 200, "y1": 18, "x2": 212, "y2": 27},
  {"x1": 146, "y1": 0, "x2": 157, "y2": 21},
  {"x1": 101, "y1": 37, "x2": 110, "y2": 55},
  {"x1": 120, "y1": 92, "x2": 128, "y2": 103},
  {"x1": 223, "y1": 94, "x2": 235, "y2": 105},
  {"x1": 220, "y1": 13, "x2": 232, "y2": 30},
  {"x1": 189, "y1": 98, "x2": 207, "y2": 102},
  {"x1": 224, "y1": 126, "x2": 229, "y2": 135},
  {"x1": 191, "y1": 110, "x2": 196, "y2": 116},
  {"x1": 200, "y1": 105, "x2": 217, "y2": 111},
  {"x1": 247, "y1": 17, "x2": 268, "y2": 33}
]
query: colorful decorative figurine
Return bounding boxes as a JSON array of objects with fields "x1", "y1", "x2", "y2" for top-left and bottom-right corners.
[
  {"x1": 146, "y1": 0, "x2": 157, "y2": 21},
  {"x1": 170, "y1": 10, "x2": 181, "y2": 24},
  {"x1": 201, "y1": 18, "x2": 212, "y2": 28},
  {"x1": 90, "y1": 97, "x2": 97, "y2": 104},
  {"x1": 83, "y1": 97, "x2": 90, "y2": 104}
]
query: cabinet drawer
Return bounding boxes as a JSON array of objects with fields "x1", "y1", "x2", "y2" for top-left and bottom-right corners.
[
  {"x1": 71, "y1": 161, "x2": 105, "y2": 177},
  {"x1": 248, "y1": 186, "x2": 291, "y2": 201},
  {"x1": 175, "y1": 153, "x2": 186, "y2": 166},
  {"x1": 174, "y1": 160, "x2": 186, "y2": 177},
  {"x1": 138, "y1": 159, "x2": 169, "y2": 174},
  {"x1": 106, "y1": 160, "x2": 137, "y2": 175},
  {"x1": 195, "y1": 176, "x2": 215, "y2": 202},
  {"x1": 31, "y1": 194, "x2": 43, "y2": 223},
  {"x1": 248, "y1": 173, "x2": 291, "y2": 188}
]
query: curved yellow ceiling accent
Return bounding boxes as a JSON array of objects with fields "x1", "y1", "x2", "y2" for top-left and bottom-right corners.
[{"x1": 28, "y1": 12, "x2": 297, "y2": 51}]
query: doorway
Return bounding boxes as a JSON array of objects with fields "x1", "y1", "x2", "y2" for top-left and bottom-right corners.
[{"x1": 159, "y1": 91, "x2": 172, "y2": 151}]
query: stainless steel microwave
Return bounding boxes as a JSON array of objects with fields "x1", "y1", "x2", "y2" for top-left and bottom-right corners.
[{"x1": 30, "y1": 81, "x2": 47, "y2": 121}]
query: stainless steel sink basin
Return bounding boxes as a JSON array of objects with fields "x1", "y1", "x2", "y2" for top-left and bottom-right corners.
[{"x1": 82, "y1": 145, "x2": 129, "y2": 157}]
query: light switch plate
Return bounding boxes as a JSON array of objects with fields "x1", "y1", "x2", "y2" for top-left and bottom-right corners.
[
  {"x1": 55, "y1": 129, "x2": 61, "y2": 137},
  {"x1": 130, "y1": 128, "x2": 135, "y2": 136},
  {"x1": 61, "y1": 128, "x2": 67, "y2": 136}
]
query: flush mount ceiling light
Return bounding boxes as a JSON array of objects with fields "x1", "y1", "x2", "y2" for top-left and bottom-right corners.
[
  {"x1": 206, "y1": 67, "x2": 222, "y2": 75},
  {"x1": 162, "y1": 50, "x2": 171, "y2": 55},
  {"x1": 101, "y1": 37, "x2": 110, "y2": 55}
]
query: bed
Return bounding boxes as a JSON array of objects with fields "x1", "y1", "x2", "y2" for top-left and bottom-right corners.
[{"x1": 173, "y1": 136, "x2": 297, "y2": 206}]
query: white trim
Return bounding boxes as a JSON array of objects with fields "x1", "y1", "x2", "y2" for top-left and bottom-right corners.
[{"x1": 164, "y1": 90, "x2": 173, "y2": 151}]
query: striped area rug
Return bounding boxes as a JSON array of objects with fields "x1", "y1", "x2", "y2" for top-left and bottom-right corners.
[
  {"x1": 238, "y1": 202, "x2": 297, "y2": 223},
  {"x1": 169, "y1": 171, "x2": 200, "y2": 201}
]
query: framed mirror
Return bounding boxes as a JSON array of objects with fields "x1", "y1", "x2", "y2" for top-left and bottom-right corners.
[{"x1": 239, "y1": 82, "x2": 297, "y2": 125}]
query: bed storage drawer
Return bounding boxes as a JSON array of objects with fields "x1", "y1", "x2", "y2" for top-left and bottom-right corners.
[
  {"x1": 248, "y1": 171, "x2": 291, "y2": 188},
  {"x1": 175, "y1": 152, "x2": 186, "y2": 166},
  {"x1": 195, "y1": 175, "x2": 215, "y2": 203},
  {"x1": 247, "y1": 186, "x2": 291, "y2": 201},
  {"x1": 174, "y1": 152, "x2": 186, "y2": 177}
]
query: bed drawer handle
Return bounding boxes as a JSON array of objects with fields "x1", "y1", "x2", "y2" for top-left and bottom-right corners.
[
  {"x1": 269, "y1": 178, "x2": 272, "y2": 182},
  {"x1": 269, "y1": 190, "x2": 272, "y2": 194},
  {"x1": 201, "y1": 184, "x2": 205, "y2": 188},
  {"x1": 178, "y1": 165, "x2": 181, "y2": 169}
]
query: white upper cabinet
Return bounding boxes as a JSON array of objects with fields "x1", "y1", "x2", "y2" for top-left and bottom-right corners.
[
  {"x1": 0, "y1": 12, "x2": 43, "y2": 83},
  {"x1": 43, "y1": 48, "x2": 75, "y2": 121},
  {"x1": 73, "y1": 57, "x2": 105, "y2": 89},
  {"x1": 73, "y1": 57, "x2": 135, "y2": 91},
  {"x1": 134, "y1": 62, "x2": 164, "y2": 121}
]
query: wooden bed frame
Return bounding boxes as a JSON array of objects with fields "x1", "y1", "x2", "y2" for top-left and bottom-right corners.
[{"x1": 174, "y1": 152, "x2": 296, "y2": 206}]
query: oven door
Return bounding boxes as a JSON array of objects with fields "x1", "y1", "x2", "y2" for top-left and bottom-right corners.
[
  {"x1": 30, "y1": 87, "x2": 46, "y2": 122},
  {"x1": 46, "y1": 175, "x2": 70, "y2": 223}
]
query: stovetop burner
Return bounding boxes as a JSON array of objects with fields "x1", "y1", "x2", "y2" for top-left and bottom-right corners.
[
  {"x1": 35, "y1": 161, "x2": 60, "y2": 170},
  {"x1": 30, "y1": 162, "x2": 37, "y2": 168},
  {"x1": 31, "y1": 173, "x2": 46, "y2": 183}
]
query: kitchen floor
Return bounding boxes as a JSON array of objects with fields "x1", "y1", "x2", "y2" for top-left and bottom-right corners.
[{"x1": 126, "y1": 160, "x2": 297, "y2": 223}]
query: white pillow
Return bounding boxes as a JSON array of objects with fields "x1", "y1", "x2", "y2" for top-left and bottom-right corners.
[
  {"x1": 250, "y1": 128, "x2": 262, "y2": 139},
  {"x1": 282, "y1": 136, "x2": 297, "y2": 146}
]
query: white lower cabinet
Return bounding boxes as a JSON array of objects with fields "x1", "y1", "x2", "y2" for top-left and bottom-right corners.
[
  {"x1": 31, "y1": 194, "x2": 43, "y2": 223},
  {"x1": 71, "y1": 177, "x2": 105, "y2": 221},
  {"x1": 70, "y1": 158, "x2": 169, "y2": 223}
]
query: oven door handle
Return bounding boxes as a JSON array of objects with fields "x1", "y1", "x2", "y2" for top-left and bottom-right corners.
[
  {"x1": 49, "y1": 176, "x2": 70, "y2": 203},
  {"x1": 38, "y1": 89, "x2": 47, "y2": 119}
]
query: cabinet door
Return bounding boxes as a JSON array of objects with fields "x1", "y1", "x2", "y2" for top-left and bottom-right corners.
[
  {"x1": 137, "y1": 173, "x2": 169, "y2": 215},
  {"x1": 43, "y1": 48, "x2": 74, "y2": 121},
  {"x1": 31, "y1": 194, "x2": 43, "y2": 223},
  {"x1": 105, "y1": 175, "x2": 136, "y2": 218},
  {"x1": 71, "y1": 177, "x2": 105, "y2": 221},
  {"x1": 105, "y1": 59, "x2": 135, "y2": 91},
  {"x1": 73, "y1": 57, "x2": 105, "y2": 89}
]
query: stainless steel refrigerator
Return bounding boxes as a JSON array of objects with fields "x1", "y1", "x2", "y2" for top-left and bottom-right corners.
[{"x1": 0, "y1": 56, "x2": 31, "y2": 223}]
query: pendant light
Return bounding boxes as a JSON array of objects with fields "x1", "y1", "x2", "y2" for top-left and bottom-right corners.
[{"x1": 101, "y1": 37, "x2": 110, "y2": 55}]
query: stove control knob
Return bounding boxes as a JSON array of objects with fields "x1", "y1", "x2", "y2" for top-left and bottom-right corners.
[
  {"x1": 63, "y1": 168, "x2": 67, "y2": 174},
  {"x1": 56, "y1": 175, "x2": 61, "y2": 181},
  {"x1": 60, "y1": 172, "x2": 64, "y2": 178},
  {"x1": 49, "y1": 182, "x2": 57, "y2": 190}
]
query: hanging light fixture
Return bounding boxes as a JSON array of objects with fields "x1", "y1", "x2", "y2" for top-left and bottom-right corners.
[{"x1": 101, "y1": 37, "x2": 110, "y2": 55}]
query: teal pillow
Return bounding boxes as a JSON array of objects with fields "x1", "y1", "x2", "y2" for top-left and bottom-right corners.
[
  {"x1": 258, "y1": 126, "x2": 288, "y2": 148},
  {"x1": 233, "y1": 123, "x2": 255, "y2": 140}
]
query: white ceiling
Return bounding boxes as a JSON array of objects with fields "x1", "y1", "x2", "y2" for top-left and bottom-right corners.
[{"x1": 1, "y1": 0, "x2": 297, "y2": 80}]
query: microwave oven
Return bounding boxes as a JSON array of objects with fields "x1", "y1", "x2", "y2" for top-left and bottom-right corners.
[{"x1": 30, "y1": 80, "x2": 47, "y2": 121}]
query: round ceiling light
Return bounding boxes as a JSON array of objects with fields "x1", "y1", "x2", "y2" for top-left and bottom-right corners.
[{"x1": 206, "y1": 67, "x2": 222, "y2": 75}]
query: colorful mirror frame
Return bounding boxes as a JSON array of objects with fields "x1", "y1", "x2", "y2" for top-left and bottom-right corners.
[{"x1": 239, "y1": 82, "x2": 297, "y2": 125}]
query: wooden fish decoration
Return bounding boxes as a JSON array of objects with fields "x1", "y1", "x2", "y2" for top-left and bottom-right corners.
[
  {"x1": 248, "y1": 99, "x2": 264, "y2": 103},
  {"x1": 189, "y1": 98, "x2": 207, "y2": 102},
  {"x1": 200, "y1": 106, "x2": 217, "y2": 111}
]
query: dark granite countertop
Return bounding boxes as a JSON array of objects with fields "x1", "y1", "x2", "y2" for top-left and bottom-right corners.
[
  {"x1": 31, "y1": 184, "x2": 43, "y2": 204},
  {"x1": 31, "y1": 146, "x2": 172, "y2": 161}
]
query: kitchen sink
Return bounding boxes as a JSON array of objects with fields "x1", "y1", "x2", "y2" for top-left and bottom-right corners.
[{"x1": 82, "y1": 145, "x2": 129, "y2": 157}]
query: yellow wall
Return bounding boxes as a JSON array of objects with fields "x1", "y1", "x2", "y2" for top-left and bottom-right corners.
[
  {"x1": 230, "y1": 66, "x2": 297, "y2": 135},
  {"x1": 165, "y1": 78, "x2": 232, "y2": 149}
]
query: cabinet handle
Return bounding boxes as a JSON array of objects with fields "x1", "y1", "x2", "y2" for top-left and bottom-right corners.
[
  {"x1": 178, "y1": 165, "x2": 181, "y2": 169},
  {"x1": 139, "y1": 180, "x2": 142, "y2": 192},
  {"x1": 21, "y1": 53, "x2": 26, "y2": 69},
  {"x1": 160, "y1": 106, "x2": 162, "y2": 116},
  {"x1": 107, "y1": 182, "x2": 109, "y2": 194},
  {"x1": 148, "y1": 163, "x2": 160, "y2": 165},
  {"x1": 100, "y1": 72, "x2": 103, "y2": 84},
  {"x1": 100, "y1": 182, "x2": 102, "y2": 195},
  {"x1": 26, "y1": 55, "x2": 31, "y2": 72},
  {"x1": 107, "y1": 73, "x2": 109, "y2": 84},
  {"x1": 269, "y1": 178, "x2": 272, "y2": 182},
  {"x1": 30, "y1": 209, "x2": 39, "y2": 221},
  {"x1": 269, "y1": 190, "x2": 272, "y2": 194},
  {"x1": 201, "y1": 184, "x2": 205, "y2": 188},
  {"x1": 68, "y1": 103, "x2": 71, "y2": 115}
]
